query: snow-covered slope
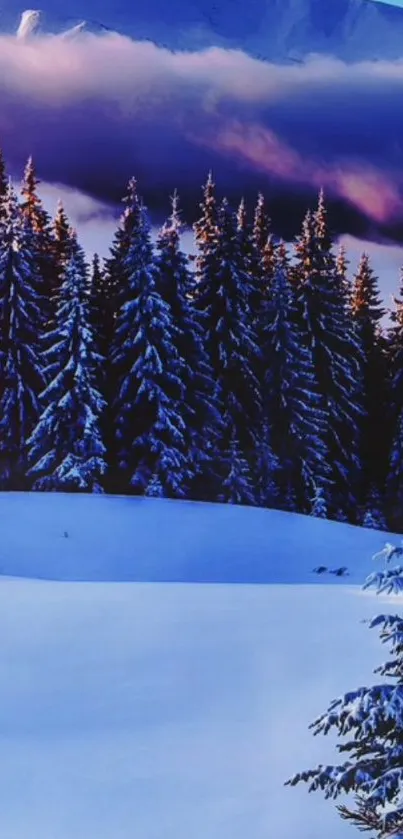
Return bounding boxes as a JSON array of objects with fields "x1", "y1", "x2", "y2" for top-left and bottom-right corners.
[
  {"x1": 0, "y1": 492, "x2": 399, "y2": 838},
  {"x1": 0, "y1": 491, "x2": 392, "y2": 583},
  {"x1": 8, "y1": 0, "x2": 403, "y2": 61}
]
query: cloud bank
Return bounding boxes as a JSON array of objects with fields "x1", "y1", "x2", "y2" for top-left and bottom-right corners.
[{"x1": 2, "y1": 31, "x2": 403, "y2": 240}]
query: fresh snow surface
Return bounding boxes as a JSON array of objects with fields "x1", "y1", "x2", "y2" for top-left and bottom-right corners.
[{"x1": 0, "y1": 491, "x2": 399, "y2": 839}]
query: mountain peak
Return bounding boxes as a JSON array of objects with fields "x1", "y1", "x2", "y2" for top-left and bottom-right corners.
[{"x1": 10, "y1": 1, "x2": 403, "y2": 61}]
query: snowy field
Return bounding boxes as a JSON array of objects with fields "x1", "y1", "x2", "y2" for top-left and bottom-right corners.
[{"x1": 0, "y1": 492, "x2": 399, "y2": 839}]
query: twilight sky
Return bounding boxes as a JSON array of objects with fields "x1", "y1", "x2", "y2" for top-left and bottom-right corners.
[{"x1": 2, "y1": 18, "x2": 403, "y2": 299}]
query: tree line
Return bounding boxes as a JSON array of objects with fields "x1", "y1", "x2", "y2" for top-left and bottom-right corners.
[{"x1": 0, "y1": 152, "x2": 401, "y2": 529}]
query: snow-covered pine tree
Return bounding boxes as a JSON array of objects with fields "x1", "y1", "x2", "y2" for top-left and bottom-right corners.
[
  {"x1": 293, "y1": 198, "x2": 363, "y2": 520},
  {"x1": 286, "y1": 543, "x2": 403, "y2": 838},
  {"x1": 0, "y1": 183, "x2": 46, "y2": 488},
  {"x1": 205, "y1": 196, "x2": 261, "y2": 459},
  {"x1": 193, "y1": 171, "x2": 220, "y2": 319},
  {"x1": 102, "y1": 179, "x2": 148, "y2": 490},
  {"x1": 310, "y1": 483, "x2": 328, "y2": 519},
  {"x1": 253, "y1": 192, "x2": 271, "y2": 260},
  {"x1": 336, "y1": 242, "x2": 352, "y2": 303},
  {"x1": 219, "y1": 428, "x2": 256, "y2": 506},
  {"x1": 89, "y1": 254, "x2": 109, "y2": 368},
  {"x1": 255, "y1": 418, "x2": 279, "y2": 509},
  {"x1": 20, "y1": 157, "x2": 57, "y2": 329},
  {"x1": 0, "y1": 149, "x2": 8, "y2": 222},
  {"x1": 52, "y1": 201, "x2": 75, "y2": 317},
  {"x1": 27, "y1": 237, "x2": 107, "y2": 492},
  {"x1": 361, "y1": 485, "x2": 387, "y2": 531},
  {"x1": 251, "y1": 192, "x2": 276, "y2": 322},
  {"x1": 145, "y1": 473, "x2": 165, "y2": 498},
  {"x1": 112, "y1": 181, "x2": 191, "y2": 497},
  {"x1": 155, "y1": 189, "x2": 220, "y2": 499},
  {"x1": 263, "y1": 242, "x2": 328, "y2": 511},
  {"x1": 386, "y1": 270, "x2": 403, "y2": 530},
  {"x1": 104, "y1": 177, "x2": 141, "y2": 318},
  {"x1": 351, "y1": 253, "x2": 388, "y2": 507}
]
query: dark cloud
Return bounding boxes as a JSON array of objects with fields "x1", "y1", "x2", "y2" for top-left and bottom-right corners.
[{"x1": 1, "y1": 33, "x2": 403, "y2": 240}]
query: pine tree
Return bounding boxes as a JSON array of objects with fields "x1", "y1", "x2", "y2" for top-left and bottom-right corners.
[
  {"x1": 251, "y1": 192, "x2": 276, "y2": 322},
  {"x1": 253, "y1": 192, "x2": 271, "y2": 259},
  {"x1": 220, "y1": 429, "x2": 256, "y2": 506},
  {"x1": 104, "y1": 178, "x2": 141, "y2": 317},
  {"x1": 52, "y1": 200, "x2": 76, "y2": 320},
  {"x1": 263, "y1": 242, "x2": 328, "y2": 510},
  {"x1": 351, "y1": 253, "x2": 388, "y2": 504},
  {"x1": 310, "y1": 483, "x2": 328, "y2": 519},
  {"x1": 194, "y1": 177, "x2": 261, "y2": 469},
  {"x1": 286, "y1": 543, "x2": 403, "y2": 838},
  {"x1": 255, "y1": 419, "x2": 279, "y2": 509},
  {"x1": 112, "y1": 182, "x2": 191, "y2": 496},
  {"x1": 53, "y1": 201, "x2": 74, "y2": 277},
  {"x1": 145, "y1": 473, "x2": 165, "y2": 498},
  {"x1": 293, "y1": 200, "x2": 363, "y2": 519},
  {"x1": 0, "y1": 183, "x2": 46, "y2": 488},
  {"x1": 0, "y1": 149, "x2": 8, "y2": 222},
  {"x1": 102, "y1": 179, "x2": 147, "y2": 489},
  {"x1": 20, "y1": 157, "x2": 57, "y2": 329},
  {"x1": 336, "y1": 242, "x2": 351, "y2": 303},
  {"x1": 155, "y1": 190, "x2": 220, "y2": 498},
  {"x1": 193, "y1": 171, "x2": 220, "y2": 315},
  {"x1": 89, "y1": 253, "x2": 110, "y2": 366},
  {"x1": 209, "y1": 196, "x2": 261, "y2": 456},
  {"x1": 387, "y1": 270, "x2": 403, "y2": 530},
  {"x1": 27, "y1": 238, "x2": 106, "y2": 491}
]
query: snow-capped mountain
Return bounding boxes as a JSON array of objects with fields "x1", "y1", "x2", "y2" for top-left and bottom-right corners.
[{"x1": 7, "y1": 0, "x2": 403, "y2": 61}]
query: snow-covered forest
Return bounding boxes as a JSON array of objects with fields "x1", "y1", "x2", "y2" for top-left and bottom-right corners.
[{"x1": 0, "y1": 151, "x2": 401, "y2": 529}]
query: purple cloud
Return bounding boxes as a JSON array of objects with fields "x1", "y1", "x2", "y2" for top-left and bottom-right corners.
[{"x1": 1, "y1": 32, "x2": 403, "y2": 240}]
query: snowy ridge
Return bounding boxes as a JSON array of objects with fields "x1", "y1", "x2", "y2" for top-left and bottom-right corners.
[{"x1": 9, "y1": 0, "x2": 403, "y2": 60}]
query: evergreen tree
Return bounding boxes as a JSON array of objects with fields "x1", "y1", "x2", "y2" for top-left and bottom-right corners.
[
  {"x1": 0, "y1": 183, "x2": 46, "y2": 488},
  {"x1": 251, "y1": 192, "x2": 276, "y2": 319},
  {"x1": 104, "y1": 178, "x2": 141, "y2": 316},
  {"x1": 253, "y1": 192, "x2": 271, "y2": 258},
  {"x1": 205, "y1": 196, "x2": 261, "y2": 456},
  {"x1": 0, "y1": 149, "x2": 8, "y2": 222},
  {"x1": 145, "y1": 473, "x2": 165, "y2": 498},
  {"x1": 194, "y1": 177, "x2": 261, "y2": 467},
  {"x1": 263, "y1": 242, "x2": 328, "y2": 510},
  {"x1": 286, "y1": 543, "x2": 403, "y2": 838},
  {"x1": 310, "y1": 483, "x2": 328, "y2": 519},
  {"x1": 293, "y1": 201, "x2": 363, "y2": 519},
  {"x1": 351, "y1": 253, "x2": 388, "y2": 503},
  {"x1": 53, "y1": 200, "x2": 74, "y2": 278},
  {"x1": 219, "y1": 429, "x2": 256, "y2": 506},
  {"x1": 52, "y1": 200, "x2": 76, "y2": 320},
  {"x1": 27, "y1": 238, "x2": 106, "y2": 491},
  {"x1": 255, "y1": 419, "x2": 279, "y2": 509},
  {"x1": 336, "y1": 242, "x2": 351, "y2": 303},
  {"x1": 89, "y1": 253, "x2": 110, "y2": 366},
  {"x1": 20, "y1": 157, "x2": 57, "y2": 328},
  {"x1": 387, "y1": 270, "x2": 403, "y2": 530},
  {"x1": 237, "y1": 196, "x2": 272, "y2": 408},
  {"x1": 193, "y1": 171, "x2": 220, "y2": 312},
  {"x1": 155, "y1": 190, "x2": 220, "y2": 498},
  {"x1": 112, "y1": 182, "x2": 190, "y2": 496}
]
